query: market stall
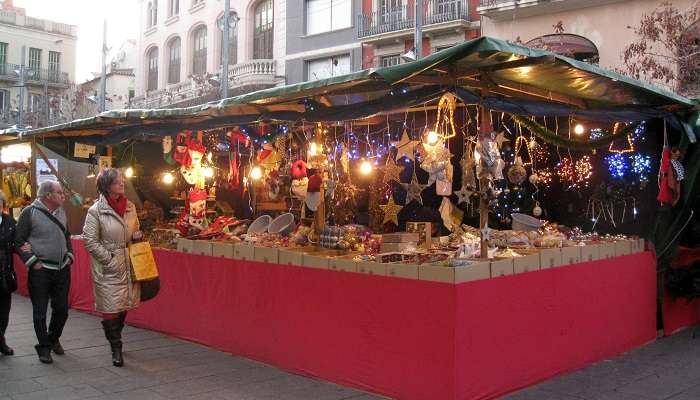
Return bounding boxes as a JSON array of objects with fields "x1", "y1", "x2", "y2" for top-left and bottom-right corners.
[{"x1": 15, "y1": 37, "x2": 700, "y2": 399}]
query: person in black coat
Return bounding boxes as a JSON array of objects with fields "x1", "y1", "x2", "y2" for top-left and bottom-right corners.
[{"x1": 0, "y1": 192, "x2": 17, "y2": 356}]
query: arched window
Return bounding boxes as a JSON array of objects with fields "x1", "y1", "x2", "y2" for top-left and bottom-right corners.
[
  {"x1": 152, "y1": 0, "x2": 158, "y2": 25},
  {"x1": 168, "y1": 37, "x2": 181, "y2": 84},
  {"x1": 221, "y1": 12, "x2": 238, "y2": 66},
  {"x1": 147, "y1": 47, "x2": 159, "y2": 91},
  {"x1": 192, "y1": 26, "x2": 207, "y2": 75},
  {"x1": 254, "y1": 0, "x2": 273, "y2": 59},
  {"x1": 525, "y1": 34, "x2": 599, "y2": 64},
  {"x1": 147, "y1": 2, "x2": 153, "y2": 28}
]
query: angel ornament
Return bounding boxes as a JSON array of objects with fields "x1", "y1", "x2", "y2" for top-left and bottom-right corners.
[{"x1": 475, "y1": 132, "x2": 505, "y2": 181}]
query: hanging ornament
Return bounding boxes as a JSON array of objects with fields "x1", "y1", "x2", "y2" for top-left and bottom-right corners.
[
  {"x1": 174, "y1": 131, "x2": 192, "y2": 167},
  {"x1": 439, "y1": 197, "x2": 463, "y2": 232},
  {"x1": 532, "y1": 202, "x2": 543, "y2": 217},
  {"x1": 608, "y1": 123, "x2": 635, "y2": 154},
  {"x1": 392, "y1": 129, "x2": 419, "y2": 162},
  {"x1": 291, "y1": 160, "x2": 308, "y2": 179},
  {"x1": 267, "y1": 170, "x2": 283, "y2": 200},
  {"x1": 606, "y1": 154, "x2": 628, "y2": 179},
  {"x1": 187, "y1": 187, "x2": 209, "y2": 231},
  {"x1": 460, "y1": 142, "x2": 477, "y2": 189},
  {"x1": 383, "y1": 159, "x2": 404, "y2": 184},
  {"x1": 380, "y1": 196, "x2": 403, "y2": 226},
  {"x1": 340, "y1": 144, "x2": 350, "y2": 175},
  {"x1": 291, "y1": 177, "x2": 309, "y2": 199},
  {"x1": 657, "y1": 141, "x2": 684, "y2": 206},
  {"x1": 163, "y1": 136, "x2": 175, "y2": 165},
  {"x1": 433, "y1": 93, "x2": 459, "y2": 140},
  {"x1": 507, "y1": 157, "x2": 527, "y2": 185},
  {"x1": 180, "y1": 137, "x2": 206, "y2": 187},
  {"x1": 421, "y1": 139, "x2": 454, "y2": 190},
  {"x1": 475, "y1": 134, "x2": 505, "y2": 181},
  {"x1": 494, "y1": 132, "x2": 511, "y2": 149},
  {"x1": 227, "y1": 153, "x2": 240, "y2": 189},
  {"x1": 528, "y1": 172, "x2": 539, "y2": 185},
  {"x1": 305, "y1": 172, "x2": 323, "y2": 211},
  {"x1": 401, "y1": 172, "x2": 427, "y2": 205},
  {"x1": 455, "y1": 186, "x2": 473, "y2": 205}
]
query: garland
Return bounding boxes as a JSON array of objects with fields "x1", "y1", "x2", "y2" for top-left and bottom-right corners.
[{"x1": 510, "y1": 114, "x2": 637, "y2": 150}]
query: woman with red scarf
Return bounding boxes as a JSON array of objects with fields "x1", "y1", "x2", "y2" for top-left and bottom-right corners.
[{"x1": 82, "y1": 168, "x2": 142, "y2": 367}]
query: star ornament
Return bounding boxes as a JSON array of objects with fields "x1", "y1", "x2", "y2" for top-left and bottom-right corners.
[
  {"x1": 380, "y1": 196, "x2": 403, "y2": 226},
  {"x1": 401, "y1": 173, "x2": 427, "y2": 205},
  {"x1": 494, "y1": 132, "x2": 510, "y2": 149},
  {"x1": 383, "y1": 159, "x2": 405, "y2": 184},
  {"x1": 392, "y1": 129, "x2": 419, "y2": 162},
  {"x1": 455, "y1": 186, "x2": 473, "y2": 204}
]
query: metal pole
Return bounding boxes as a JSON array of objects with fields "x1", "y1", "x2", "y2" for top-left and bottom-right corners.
[
  {"x1": 43, "y1": 81, "x2": 48, "y2": 126},
  {"x1": 99, "y1": 19, "x2": 107, "y2": 112},
  {"x1": 18, "y1": 45, "x2": 25, "y2": 128},
  {"x1": 222, "y1": 0, "x2": 231, "y2": 99},
  {"x1": 414, "y1": 0, "x2": 423, "y2": 60}
]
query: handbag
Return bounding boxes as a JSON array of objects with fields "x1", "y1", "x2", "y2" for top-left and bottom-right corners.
[
  {"x1": 0, "y1": 264, "x2": 17, "y2": 294},
  {"x1": 140, "y1": 277, "x2": 160, "y2": 302},
  {"x1": 128, "y1": 241, "x2": 159, "y2": 281}
]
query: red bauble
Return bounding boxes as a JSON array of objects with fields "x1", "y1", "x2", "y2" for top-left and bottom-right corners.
[{"x1": 291, "y1": 160, "x2": 308, "y2": 179}]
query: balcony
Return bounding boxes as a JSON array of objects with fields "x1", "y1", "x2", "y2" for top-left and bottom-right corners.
[
  {"x1": 0, "y1": 63, "x2": 70, "y2": 87},
  {"x1": 0, "y1": 8, "x2": 77, "y2": 37},
  {"x1": 130, "y1": 60, "x2": 281, "y2": 109},
  {"x1": 358, "y1": 0, "x2": 476, "y2": 43},
  {"x1": 477, "y1": 0, "x2": 627, "y2": 20}
]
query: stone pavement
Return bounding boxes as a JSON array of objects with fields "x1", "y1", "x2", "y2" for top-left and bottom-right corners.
[
  {"x1": 4, "y1": 293, "x2": 700, "y2": 400},
  {"x1": 0, "y1": 294, "x2": 384, "y2": 400}
]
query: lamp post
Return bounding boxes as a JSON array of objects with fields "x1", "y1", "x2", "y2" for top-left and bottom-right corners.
[
  {"x1": 99, "y1": 19, "x2": 108, "y2": 112},
  {"x1": 219, "y1": 1, "x2": 240, "y2": 99},
  {"x1": 414, "y1": 0, "x2": 423, "y2": 60},
  {"x1": 17, "y1": 45, "x2": 26, "y2": 128}
]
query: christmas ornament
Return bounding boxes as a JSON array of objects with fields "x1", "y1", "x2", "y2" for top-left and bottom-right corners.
[
  {"x1": 180, "y1": 137, "x2": 206, "y2": 187},
  {"x1": 455, "y1": 185, "x2": 473, "y2": 204},
  {"x1": 439, "y1": 197, "x2": 463, "y2": 232},
  {"x1": 227, "y1": 153, "x2": 240, "y2": 189},
  {"x1": 380, "y1": 196, "x2": 403, "y2": 226},
  {"x1": 433, "y1": 93, "x2": 458, "y2": 140},
  {"x1": 340, "y1": 144, "x2": 350, "y2": 175},
  {"x1": 460, "y1": 144, "x2": 476, "y2": 189},
  {"x1": 305, "y1": 172, "x2": 323, "y2": 211},
  {"x1": 475, "y1": 135, "x2": 505, "y2": 180},
  {"x1": 401, "y1": 172, "x2": 426, "y2": 205},
  {"x1": 392, "y1": 129, "x2": 419, "y2": 162},
  {"x1": 291, "y1": 177, "x2": 309, "y2": 199},
  {"x1": 494, "y1": 132, "x2": 510, "y2": 149},
  {"x1": 383, "y1": 159, "x2": 404, "y2": 184},
  {"x1": 163, "y1": 136, "x2": 175, "y2": 165},
  {"x1": 420, "y1": 139, "x2": 453, "y2": 187},
  {"x1": 507, "y1": 157, "x2": 527, "y2": 185},
  {"x1": 267, "y1": 170, "x2": 283, "y2": 200},
  {"x1": 291, "y1": 160, "x2": 308, "y2": 179},
  {"x1": 528, "y1": 173, "x2": 539, "y2": 185},
  {"x1": 532, "y1": 203, "x2": 542, "y2": 217},
  {"x1": 187, "y1": 187, "x2": 208, "y2": 230},
  {"x1": 657, "y1": 146, "x2": 684, "y2": 206}
]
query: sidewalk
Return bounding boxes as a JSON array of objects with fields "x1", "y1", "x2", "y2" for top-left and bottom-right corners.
[
  {"x1": 3, "y1": 293, "x2": 700, "y2": 400},
  {"x1": 0, "y1": 294, "x2": 383, "y2": 400}
]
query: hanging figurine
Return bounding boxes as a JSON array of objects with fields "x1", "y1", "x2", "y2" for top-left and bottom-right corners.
[
  {"x1": 162, "y1": 136, "x2": 175, "y2": 165},
  {"x1": 658, "y1": 145, "x2": 684, "y2": 206}
]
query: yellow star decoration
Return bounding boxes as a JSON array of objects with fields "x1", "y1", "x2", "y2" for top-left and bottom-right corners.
[
  {"x1": 392, "y1": 129, "x2": 419, "y2": 162},
  {"x1": 380, "y1": 196, "x2": 403, "y2": 226},
  {"x1": 383, "y1": 159, "x2": 404, "y2": 184}
]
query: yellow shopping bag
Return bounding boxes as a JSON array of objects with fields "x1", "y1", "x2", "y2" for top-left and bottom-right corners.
[{"x1": 128, "y1": 241, "x2": 159, "y2": 281}]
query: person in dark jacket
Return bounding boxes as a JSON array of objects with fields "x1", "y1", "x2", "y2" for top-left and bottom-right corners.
[
  {"x1": 15, "y1": 180, "x2": 74, "y2": 364},
  {"x1": 0, "y1": 192, "x2": 16, "y2": 356}
]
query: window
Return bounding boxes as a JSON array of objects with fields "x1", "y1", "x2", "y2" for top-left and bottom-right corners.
[
  {"x1": 168, "y1": 37, "x2": 181, "y2": 83},
  {"x1": 192, "y1": 26, "x2": 207, "y2": 75},
  {"x1": 220, "y1": 14, "x2": 238, "y2": 66},
  {"x1": 307, "y1": 54, "x2": 350, "y2": 80},
  {"x1": 192, "y1": 0, "x2": 204, "y2": 5},
  {"x1": 147, "y1": 47, "x2": 158, "y2": 91},
  {"x1": 147, "y1": 2, "x2": 153, "y2": 28},
  {"x1": 380, "y1": 54, "x2": 400, "y2": 67},
  {"x1": 28, "y1": 48, "x2": 41, "y2": 73},
  {"x1": 0, "y1": 43, "x2": 7, "y2": 75},
  {"x1": 48, "y1": 51, "x2": 60, "y2": 82},
  {"x1": 254, "y1": 0, "x2": 273, "y2": 59},
  {"x1": 306, "y1": 0, "x2": 351, "y2": 35},
  {"x1": 153, "y1": 0, "x2": 158, "y2": 25},
  {"x1": 379, "y1": 0, "x2": 403, "y2": 25},
  {"x1": 29, "y1": 93, "x2": 43, "y2": 113},
  {"x1": 168, "y1": 0, "x2": 179, "y2": 16},
  {"x1": 48, "y1": 95, "x2": 61, "y2": 122},
  {"x1": 0, "y1": 90, "x2": 7, "y2": 114}
]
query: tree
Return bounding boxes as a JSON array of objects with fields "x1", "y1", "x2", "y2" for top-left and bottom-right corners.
[{"x1": 620, "y1": 1, "x2": 700, "y2": 95}]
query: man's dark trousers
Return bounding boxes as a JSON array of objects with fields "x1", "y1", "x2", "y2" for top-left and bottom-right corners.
[{"x1": 27, "y1": 266, "x2": 70, "y2": 349}]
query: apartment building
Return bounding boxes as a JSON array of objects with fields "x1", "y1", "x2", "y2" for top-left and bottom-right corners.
[
  {"x1": 358, "y1": 0, "x2": 481, "y2": 69},
  {"x1": 80, "y1": 40, "x2": 137, "y2": 111},
  {"x1": 0, "y1": 0, "x2": 77, "y2": 129},
  {"x1": 133, "y1": 0, "x2": 286, "y2": 108}
]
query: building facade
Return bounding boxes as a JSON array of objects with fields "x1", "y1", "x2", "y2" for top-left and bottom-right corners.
[
  {"x1": 358, "y1": 0, "x2": 481, "y2": 69},
  {"x1": 79, "y1": 40, "x2": 137, "y2": 112},
  {"x1": 133, "y1": 0, "x2": 287, "y2": 108},
  {"x1": 0, "y1": 0, "x2": 77, "y2": 129}
]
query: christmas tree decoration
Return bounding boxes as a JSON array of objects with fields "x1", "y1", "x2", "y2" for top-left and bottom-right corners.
[
  {"x1": 495, "y1": 132, "x2": 511, "y2": 149},
  {"x1": 606, "y1": 153, "x2": 629, "y2": 179},
  {"x1": 392, "y1": 129, "x2": 419, "y2": 162},
  {"x1": 507, "y1": 157, "x2": 527, "y2": 185},
  {"x1": 528, "y1": 172, "x2": 539, "y2": 185},
  {"x1": 532, "y1": 202, "x2": 543, "y2": 217},
  {"x1": 401, "y1": 172, "x2": 427, "y2": 205},
  {"x1": 631, "y1": 154, "x2": 652, "y2": 184},
  {"x1": 460, "y1": 142, "x2": 477, "y2": 189},
  {"x1": 574, "y1": 156, "x2": 593, "y2": 187},
  {"x1": 433, "y1": 93, "x2": 458, "y2": 140},
  {"x1": 380, "y1": 196, "x2": 403, "y2": 225},
  {"x1": 187, "y1": 187, "x2": 209, "y2": 230},
  {"x1": 227, "y1": 153, "x2": 240, "y2": 189},
  {"x1": 475, "y1": 135, "x2": 505, "y2": 181},
  {"x1": 439, "y1": 197, "x2": 463, "y2": 232},
  {"x1": 383, "y1": 159, "x2": 404, "y2": 184},
  {"x1": 340, "y1": 144, "x2": 350, "y2": 175},
  {"x1": 455, "y1": 185, "x2": 473, "y2": 204},
  {"x1": 608, "y1": 133, "x2": 635, "y2": 154},
  {"x1": 291, "y1": 160, "x2": 308, "y2": 179}
]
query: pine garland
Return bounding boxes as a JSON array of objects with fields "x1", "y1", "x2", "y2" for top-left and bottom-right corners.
[{"x1": 510, "y1": 114, "x2": 637, "y2": 150}]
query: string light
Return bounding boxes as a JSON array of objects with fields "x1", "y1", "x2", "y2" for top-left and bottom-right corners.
[
  {"x1": 425, "y1": 130, "x2": 439, "y2": 145},
  {"x1": 606, "y1": 154, "x2": 628, "y2": 179},
  {"x1": 162, "y1": 172, "x2": 174, "y2": 184},
  {"x1": 557, "y1": 156, "x2": 592, "y2": 187},
  {"x1": 574, "y1": 156, "x2": 593, "y2": 187},
  {"x1": 631, "y1": 153, "x2": 652, "y2": 183},
  {"x1": 360, "y1": 160, "x2": 373, "y2": 175},
  {"x1": 536, "y1": 169, "x2": 553, "y2": 187},
  {"x1": 589, "y1": 128, "x2": 605, "y2": 140}
]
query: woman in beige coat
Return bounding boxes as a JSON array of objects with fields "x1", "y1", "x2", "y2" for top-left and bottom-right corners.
[{"x1": 83, "y1": 168, "x2": 142, "y2": 367}]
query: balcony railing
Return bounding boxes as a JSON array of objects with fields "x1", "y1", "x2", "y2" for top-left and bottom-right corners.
[
  {"x1": 0, "y1": 9, "x2": 77, "y2": 37},
  {"x1": 358, "y1": 0, "x2": 470, "y2": 39},
  {"x1": 0, "y1": 63, "x2": 70, "y2": 85}
]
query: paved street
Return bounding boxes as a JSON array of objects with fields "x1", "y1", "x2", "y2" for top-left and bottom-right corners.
[{"x1": 3, "y1": 294, "x2": 700, "y2": 400}]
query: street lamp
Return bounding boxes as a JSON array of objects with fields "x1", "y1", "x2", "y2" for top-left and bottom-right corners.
[{"x1": 217, "y1": 3, "x2": 240, "y2": 99}]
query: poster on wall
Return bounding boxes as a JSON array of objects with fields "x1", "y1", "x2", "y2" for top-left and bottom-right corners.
[
  {"x1": 98, "y1": 156, "x2": 112, "y2": 171},
  {"x1": 36, "y1": 159, "x2": 58, "y2": 186},
  {"x1": 74, "y1": 143, "x2": 96, "y2": 158}
]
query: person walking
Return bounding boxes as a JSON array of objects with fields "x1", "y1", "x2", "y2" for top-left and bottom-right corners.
[
  {"x1": 82, "y1": 168, "x2": 142, "y2": 367},
  {"x1": 15, "y1": 180, "x2": 74, "y2": 364},
  {"x1": 0, "y1": 192, "x2": 17, "y2": 356}
]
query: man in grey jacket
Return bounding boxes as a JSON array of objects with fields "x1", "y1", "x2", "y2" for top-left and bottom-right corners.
[{"x1": 15, "y1": 180, "x2": 74, "y2": 364}]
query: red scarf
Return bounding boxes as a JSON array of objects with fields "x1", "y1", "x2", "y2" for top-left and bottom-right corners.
[{"x1": 107, "y1": 195, "x2": 127, "y2": 217}]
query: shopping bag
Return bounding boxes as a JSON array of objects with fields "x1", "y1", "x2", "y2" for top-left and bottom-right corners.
[{"x1": 128, "y1": 241, "x2": 159, "y2": 281}]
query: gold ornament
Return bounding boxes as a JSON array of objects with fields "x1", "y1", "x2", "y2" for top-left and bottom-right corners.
[
  {"x1": 401, "y1": 172, "x2": 427, "y2": 205},
  {"x1": 507, "y1": 157, "x2": 527, "y2": 185},
  {"x1": 392, "y1": 129, "x2": 419, "y2": 162},
  {"x1": 380, "y1": 196, "x2": 403, "y2": 226},
  {"x1": 383, "y1": 159, "x2": 404, "y2": 184}
]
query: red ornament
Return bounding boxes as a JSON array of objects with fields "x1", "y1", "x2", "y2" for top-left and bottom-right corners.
[
  {"x1": 657, "y1": 148, "x2": 681, "y2": 206},
  {"x1": 291, "y1": 160, "x2": 308, "y2": 179},
  {"x1": 307, "y1": 173, "x2": 323, "y2": 192}
]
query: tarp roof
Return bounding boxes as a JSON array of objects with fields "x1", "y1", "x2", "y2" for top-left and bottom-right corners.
[{"x1": 19, "y1": 36, "x2": 696, "y2": 143}]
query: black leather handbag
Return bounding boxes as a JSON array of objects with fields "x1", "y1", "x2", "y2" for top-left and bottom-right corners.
[{"x1": 0, "y1": 264, "x2": 17, "y2": 294}]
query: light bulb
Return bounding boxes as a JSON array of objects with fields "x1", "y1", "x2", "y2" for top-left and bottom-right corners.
[
  {"x1": 473, "y1": 149, "x2": 481, "y2": 163},
  {"x1": 308, "y1": 142, "x2": 318, "y2": 156},
  {"x1": 124, "y1": 167, "x2": 134, "y2": 178},
  {"x1": 250, "y1": 166, "x2": 263, "y2": 180},
  {"x1": 162, "y1": 172, "x2": 174, "y2": 184},
  {"x1": 360, "y1": 160, "x2": 373, "y2": 175},
  {"x1": 574, "y1": 124, "x2": 585, "y2": 135},
  {"x1": 203, "y1": 167, "x2": 214, "y2": 178},
  {"x1": 425, "y1": 130, "x2": 439, "y2": 145}
]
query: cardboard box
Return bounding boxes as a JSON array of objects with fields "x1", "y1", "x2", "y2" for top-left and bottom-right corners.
[
  {"x1": 490, "y1": 258, "x2": 514, "y2": 277},
  {"x1": 192, "y1": 240, "x2": 213, "y2": 256},
  {"x1": 539, "y1": 248, "x2": 563, "y2": 269},
  {"x1": 233, "y1": 243, "x2": 255, "y2": 261},
  {"x1": 328, "y1": 256, "x2": 358, "y2": 273},
  {"x1": 382, "y1": 232, "x2": 420, "y2": 243},
  {"x1": 561, "y1": 246, "x2": 582, "y2": 266},
  {"x1": 419, "y1": 261, "x2": 490, "y2": 283},
  {"x1": 278, "y1": 248, "x2": 304, "y2": 266},
  {"x1": 356, "y1": 262, "x2": 387, "y2": 276},
  {"x1": 211, "y1": 242, "x2": 234, "y2": 258},
  {"x1": 406, "y1": 222, "x2": 432, "y2": 249},
  {"x1": 599, "y1": 242, "x2": 616, "y2": 259},
  {"x1": 176, "y1": 238, "x2": 193, "y2": 254},
  {"x1": 254, "y1": 246, "x2": 279, "y2": 264},
  {"x1": 380, "y1": 242, "x2": 417, "y2": 253},
  {"x1": 385, "y1": 263, "x2": 419, "y2": 279},
  {"x1": 614, "y1": 240, "x2": 632, "y2": 257},
  {"x1": 580, "y1": 244, "x2": 600, "y2": 262},
  {"x1": 302, "y1": 254, "x2": 330, "y2": 269},
  {"x1": 513, "y1": 253, "x2": 540, "y2": 274}
]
